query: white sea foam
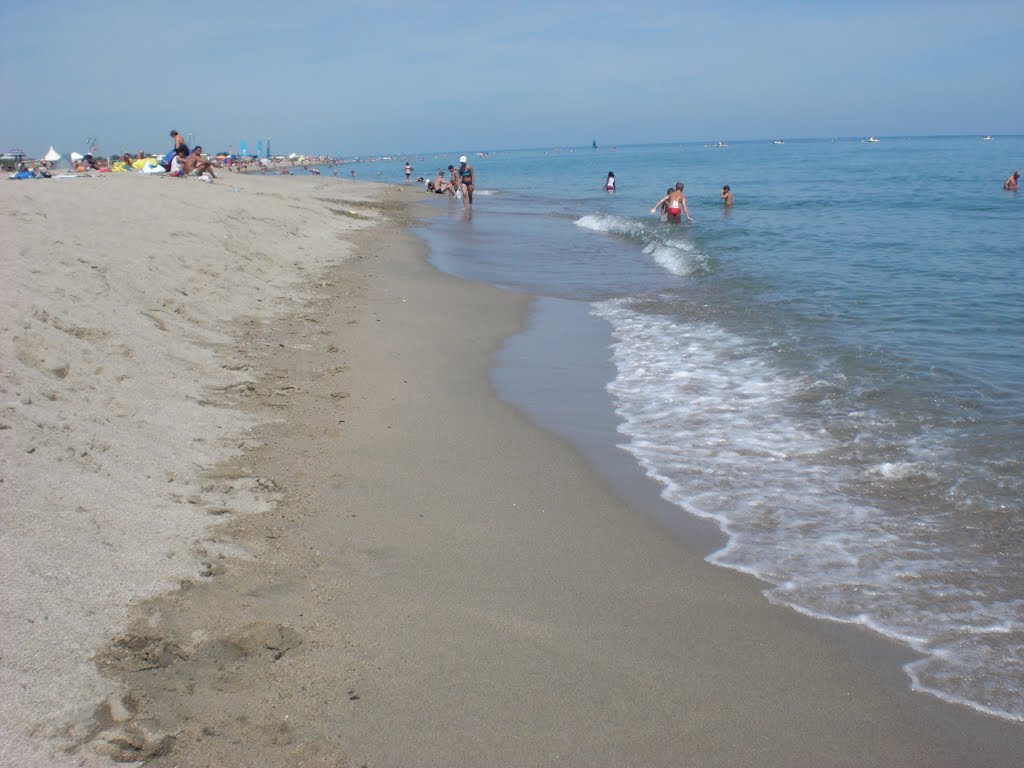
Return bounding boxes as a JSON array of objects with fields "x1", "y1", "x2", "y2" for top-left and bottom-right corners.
[
  {"x1": 591, "y1": 297, "x2": 1024, "y2": 721},
  {"x1": 643, "y1": 241, "x2": 705, "y2": 277},
  {"x1": 866, "y1": 461, "x2": 936, "y2": 481},
  {"x1": 574, "y1": 214, "x2": 708, "y2": 277},
  {"x1": 575, "y1": 213, "x2": 647, "y2": 238}
]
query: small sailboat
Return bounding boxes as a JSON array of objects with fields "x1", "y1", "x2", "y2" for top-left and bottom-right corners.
[
  {"x1": 981, "y1": 135, "x2": 994, "y2": 141},
  {"x1": 867, "y1": 136, "x2": 880, "y2": 143},
  {"x1": 715, "y1": 140, "x2": 728, "y2": 148},
  {"x1": 592, "y1": 139, "x2": 598, "y2": 149}
]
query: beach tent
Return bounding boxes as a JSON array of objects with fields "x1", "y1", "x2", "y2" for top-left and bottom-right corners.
[
  {"x1": 70, "y1": 151, "x2": 84, "y2": 161},
  {"x1": 44, "y1": 147, "x2": 61, "y2": 162}
]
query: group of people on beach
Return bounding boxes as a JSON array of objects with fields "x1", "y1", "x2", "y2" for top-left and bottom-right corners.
[
  {"x1": 426, "y1": 156, "x2": 475, "y2": 208},
  {"x1": 160, "y1": 131, "x2": 217, "y2": 179}
]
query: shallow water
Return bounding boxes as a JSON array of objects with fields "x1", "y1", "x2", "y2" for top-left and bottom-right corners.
[{"x1": 405, "y1": 136, "x2": 1023, "y2": 721}]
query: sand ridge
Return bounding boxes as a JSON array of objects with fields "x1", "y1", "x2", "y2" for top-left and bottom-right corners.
[{"x1": 0, "y1": 172, "x2": 400, "y2": 765}]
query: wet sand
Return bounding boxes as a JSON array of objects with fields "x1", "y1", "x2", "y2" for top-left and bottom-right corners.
[{"x1": 2, "y1": 173, "x2": 1022, "y2": 767}]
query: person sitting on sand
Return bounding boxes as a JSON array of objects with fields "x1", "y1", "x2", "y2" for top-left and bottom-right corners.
[
  {"x1": 184, "y1": 146, "x2": 217, "y2": 178},
  {"x1": 167, "y1": 146, "x2": 189, "y2": 176},
  {"x1": 161, "y1": 130, "x2": 189, "y2": 171},
  {"x1": 1005, "y1": 171, "x2": 1020, "y2": 191},
  {"x1": 75, "y1": 153, "x2": 101, "y2": 172},
  {"x1": 429, "y1": 169, "x2": 452, "y2": 194}
]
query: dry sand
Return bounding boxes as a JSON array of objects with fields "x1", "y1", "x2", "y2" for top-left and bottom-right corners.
[
  {"x1": 0, "y1": 172, "x2": 387, "y2": 765},
  {"x1": 2, "y1": 171, "x2": 1022, "y2": 767}
]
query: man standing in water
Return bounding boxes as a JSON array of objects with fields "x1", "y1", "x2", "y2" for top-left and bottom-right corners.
[
  {"x1": 721, "y1": 184, "x2": 734, "y2": 205},
  {"x1": 650, "y1": 182, "x2": 693, "y2": 223},
  {"x1": 458, "y1": 155, "x2": 474, "y2": 208},
  {"x1": 1004, "y1": 170, "x2": 1020, "y2": 190}
]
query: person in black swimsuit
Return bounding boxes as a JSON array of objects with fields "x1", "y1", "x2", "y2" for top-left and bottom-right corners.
[{"x1": 458, "y1": 155, "x2": 474, "y2": 208}]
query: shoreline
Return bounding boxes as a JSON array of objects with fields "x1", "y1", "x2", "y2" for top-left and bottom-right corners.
[
  {"x1": 3, "y1": 174, "x2": 1022, "y2": 766},
  {"x1": 490, "y1": 292, "x2": 1024, "y2": 722}
]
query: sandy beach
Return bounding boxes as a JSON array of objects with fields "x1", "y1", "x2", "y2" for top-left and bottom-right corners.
[{"x1": 2, "y1": 172, "x2": 1022, "y2": 767}]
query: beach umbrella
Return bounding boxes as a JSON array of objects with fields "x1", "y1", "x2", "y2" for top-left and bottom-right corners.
[
  {"x1": 70, "y1": 151, "x2": 84, "y2": 161},
  {"x1": 44, "y1": 147, "x2": 61, "y2": 162}
]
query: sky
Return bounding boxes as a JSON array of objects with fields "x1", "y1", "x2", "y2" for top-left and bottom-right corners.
[{"x1": 1, "y1": 0, "x2": 1021, "y2": 158}]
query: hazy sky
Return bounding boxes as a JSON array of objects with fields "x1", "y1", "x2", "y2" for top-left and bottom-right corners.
[{"x1": 1, "y1": 0, "x2": 1020, "y2": 158}]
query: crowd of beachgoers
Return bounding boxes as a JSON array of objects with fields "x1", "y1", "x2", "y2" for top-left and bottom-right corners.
[{"x1": 5, "y1": 129, "x2": 343, "y2": 182}]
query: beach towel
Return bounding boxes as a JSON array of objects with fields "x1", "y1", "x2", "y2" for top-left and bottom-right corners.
[
  {"x1": 8, "y1": 171, "x2": 35, "y2": 180},
  {"x1": 142, "y1": 163, "x2": 165, "y2": 174}
]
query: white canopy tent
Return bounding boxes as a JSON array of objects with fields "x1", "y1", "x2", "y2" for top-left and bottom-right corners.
[
  {"x1": 44, "y1": 147, "x2": 61, "y2": 162},
  {"x1": 69, "y1": 151, "x2": 84, "y2": 161}
]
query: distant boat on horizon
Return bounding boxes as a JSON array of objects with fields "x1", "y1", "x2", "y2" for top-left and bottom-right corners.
[
  {"x1": 773, "y1": 139, "x2": 785, "y2": 144},
  {"x1": 716, "y1": 141, "x2": 728, "y2": 148},
  {"x1": 981, "y1": 135, "x2": 994, "y2": 141},
  {"x1": 867, "y1": 136, "x2": 880, "y2": 143},
  {"x1": 593, "y1": 139, "x2": 598, "y2": 149}
]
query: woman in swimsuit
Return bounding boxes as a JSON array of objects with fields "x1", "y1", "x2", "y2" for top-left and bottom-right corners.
[
  {"x1": 650, "y1": 182, "x2": 693, "y2": 223},
  {"x1": 605, "y1": 171, "x2": 616, "y2": 192},
  {"x1": 458, "y1": 155, "x2": 474, "y2": 208}
]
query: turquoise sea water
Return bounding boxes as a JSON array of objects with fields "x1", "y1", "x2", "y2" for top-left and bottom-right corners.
[{"x1": 349, "y1": 137, "x2": 1024, "y2": 721}]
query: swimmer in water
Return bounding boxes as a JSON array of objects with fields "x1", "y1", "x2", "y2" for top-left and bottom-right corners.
[
  {"x1": 651, "y1": 182, "x2": 693, "y2": 223},
  {"x1": 721, "y1": 184, "x2": 733, "y2": 205},
  {"x1": 605, "y1": 171, "x2": 616, "y2": 192}
]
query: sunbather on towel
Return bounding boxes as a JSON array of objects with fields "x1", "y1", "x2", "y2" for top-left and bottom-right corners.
[{"x1": 74, "y1": 153, "x2": 102, "y2": 172}]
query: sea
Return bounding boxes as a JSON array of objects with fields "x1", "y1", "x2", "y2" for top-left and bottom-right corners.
[{"x1": 328, "y1": 137, "x2": 1024, "y2": 722}]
